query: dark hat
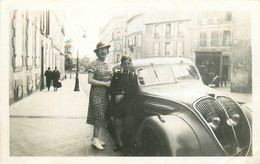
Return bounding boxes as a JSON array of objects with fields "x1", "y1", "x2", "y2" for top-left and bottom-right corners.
[{"x1": 94, "y1": 41, "x2": 111, "y2": 53}]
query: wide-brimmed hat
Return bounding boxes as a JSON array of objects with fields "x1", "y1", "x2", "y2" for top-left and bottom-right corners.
[{"x1": 94, "y1": 41, "x2": 111, "y2": 53}]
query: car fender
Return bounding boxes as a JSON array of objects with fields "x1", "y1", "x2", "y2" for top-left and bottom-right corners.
[
  {"x1": 240, "y1": 104, "x2": 252, "y2": 126},
  {"x1": 135, "y1": 115, "x2": 202, "y2": 156}
]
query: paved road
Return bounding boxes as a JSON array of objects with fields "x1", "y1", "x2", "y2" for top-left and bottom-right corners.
[{"x1": 9, "y1": 74, "x2": 122, "y2": 156}]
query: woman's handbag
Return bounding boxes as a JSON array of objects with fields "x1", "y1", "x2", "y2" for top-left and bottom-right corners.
[{"x1": 57, "y1": 80, "x2": 62, "y2": 88}]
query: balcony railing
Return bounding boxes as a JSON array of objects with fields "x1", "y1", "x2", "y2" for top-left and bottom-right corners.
[{"x1": 194, "y1": 39, "x2": 232, "y2": 48}]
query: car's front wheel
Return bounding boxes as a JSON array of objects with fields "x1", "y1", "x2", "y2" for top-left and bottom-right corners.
[{"x1": 139, "y1": 128, "x2": 168, "y2": 156}]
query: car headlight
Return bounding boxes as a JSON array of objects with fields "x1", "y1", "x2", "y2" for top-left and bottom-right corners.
[
  {"x1": 226, "y1": 110, "x2": 240, "y2": 126},
  {"x1": 208, "y1": 116, "x2": 220, "y2": 130},
  {"x1": 217, "y1": 96, "x2": 241, "y2": 127}
]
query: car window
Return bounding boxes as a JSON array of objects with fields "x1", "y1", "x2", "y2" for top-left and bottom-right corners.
[
  {"x1": 137, "y1": 65, "x2": 175, "y2": 85},
  {"x1": 171, "y1": 63, "x2": 200, "y2": 80}
]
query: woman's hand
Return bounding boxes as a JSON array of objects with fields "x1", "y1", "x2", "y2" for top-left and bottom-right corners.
[{"x1": 104, "y1": 81, "x2": 111, "y2": 87}]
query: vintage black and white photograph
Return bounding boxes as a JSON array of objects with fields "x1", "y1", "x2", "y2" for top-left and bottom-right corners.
[{"x1": 1, "y1": 0, "x2": 260, "y2": 164}]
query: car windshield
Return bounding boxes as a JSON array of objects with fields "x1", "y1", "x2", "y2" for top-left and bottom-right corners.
[
  {"x1": 137, "y1": 65, "x2": 175, "y2": 85},
  {"x1": 171, "y1": 63, "x2": 200, "y2": 81}
]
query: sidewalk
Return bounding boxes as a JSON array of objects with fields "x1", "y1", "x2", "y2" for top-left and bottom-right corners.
[
  {"x1": 212, "y1": 84, "x2": 252, "y2": 109},
  {"x1": 9, "y1": 77, "x2": 121, "y2": 156}
]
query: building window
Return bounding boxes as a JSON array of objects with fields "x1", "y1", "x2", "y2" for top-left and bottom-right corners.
[
  {"x1": 128, "y1": 38, "x2": 130, "y2": 46},
  {"x1": 26, "y1": 18, "x2": 33, "y2": 68},
  {"x1": 154, "y1": 25, "x2": 160, "y2": 38},
  {"x1": 222, "y1": 56, "x2": 229, "y2": 65},
  {"x1": 199, "y1": 32, "x2": 207, "y2": 47},
  {"x1": 165, "y1": 42, "x2": 170, "y2": 56},
  {"x1": 13, "y1": 10, "x2": 24, "y2": 69},
  {"x1": 111, "y1": 32, "x2": 114, "y2": 40},
  {"x1": 223, "y1": 31, "x2": 231, "y2": 46},
  {"x1": 178, "y1": 22, "x2": 185, "y2": 36},
  {"x1": 116, "y1": 43, "x2": 121, "y2": 51},
  {"x1": 213, "y1": 12, "x2": 220, "y2": 24},
  {"x1": 117, "y1": 54, "x2": 121, "y2": 63},
  {"x1": 138, "y1": 35, "x2": 142, "y2": 46},
  {"x1": 211, "y1": 31, "x2": 219, "y2": 46},
  {"x1": 225, "y1": 12, "x2": 232, "y2": 22},
  {"x1": 117, "y1": 31, "x2": 122, "y2": 40},
  {"x1": 153, "y1": 43, "x2": 159, "y2": 56},
  {"x1": 133, "y1": 36, "x2": 137, "y2": 46},
  {"x1": 201, "y1": 14, "x2": 208, "y2": 25},
  {"x1": 40, "y1": 11, "x2": 44, "y2": 32},
  {"x1": 177, "y1": 42, "x2": 183, "y2": 57},
  {"x1": 166, "y1": 24, "x2": 171, "y2": 37}
]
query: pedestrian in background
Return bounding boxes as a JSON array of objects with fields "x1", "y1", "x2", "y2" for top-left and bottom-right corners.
[
  {"x1": 44, "y1": 67, "x2": 53, "y2": 91},
  {"x1": 86, "y1": 42, "x2": 111, "y2": 150},
  {"x1": 109, "y1": 56, "x2": 138, "y2": 153},
  {"x1": 52, "y1": 67, "x2": 60, "y2": 91},
  {"x1": 221, "y1": 74, "x2": 227, "y2": 87}
]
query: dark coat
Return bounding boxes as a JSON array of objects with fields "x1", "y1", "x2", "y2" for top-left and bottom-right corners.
[
  {"x1": 52, "y1": 70, "x2": 60, "y2": 81},
  {"x1": 44, "y1": 70, "x2": 53, "y2": 81},
  {"x1": 109, "y1": 68, "x2": 138, "y2": 118}
]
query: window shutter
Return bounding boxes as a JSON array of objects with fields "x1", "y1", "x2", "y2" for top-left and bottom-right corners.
[
  {"x1": 152, "y1": 25, "x2": 155, "y2": 38},
  {"x1": 171, "y1": 23, "x2": 174, "y2": 36},
  {"x1": 15, "y1": 10, "x2": 23, "y2": 67},
  {"x1": 161, "y1": 43, "x2": 165, "y2": 56},
  {"x1": 170, "y1": 42, "x2": 174, "y2": 56},
  {"x1": 27, "y1": 18, "x2": 33, "y2": 66},
  {"x1": 162, "y1": 24, "x2": 166, "y2": 37}
]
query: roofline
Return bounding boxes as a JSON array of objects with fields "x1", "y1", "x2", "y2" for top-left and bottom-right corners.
[
  {"x1": 145, "y1": 18, "x2": 191, "y2": 25},
  {"x1": 126, "y1": 13, "x2": 144, "y2": 23}
]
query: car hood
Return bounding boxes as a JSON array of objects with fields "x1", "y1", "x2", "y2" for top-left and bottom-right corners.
[{"x1": 141, "y1": 81, "x2": 221, "y2": 107}]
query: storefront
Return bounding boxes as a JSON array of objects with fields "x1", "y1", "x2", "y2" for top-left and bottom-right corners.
[{"x1": 195, "y1": 52, "x2": 221, "y2": 85}]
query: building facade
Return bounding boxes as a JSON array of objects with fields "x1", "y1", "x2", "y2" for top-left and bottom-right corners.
[
  {"x1": 191, "y1": 11, "x2": 251, "y2": 92},
  {"x1": 125, "y1": 11, "x2": 192, "y2": 60},
  {"x1": 99, "y1": 10, "x2": 252, "y2": 93},
  {"x1": 125, "y1": 13, "x2": 144, "y2": 59},
  {"x1": 99, "y1": 16, "x2": 126, "y2": 64},
  {"x1": 9, "y1": 10, "x2": 65, "y2": 104}
]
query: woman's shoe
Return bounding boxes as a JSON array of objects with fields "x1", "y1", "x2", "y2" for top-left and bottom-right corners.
[
  {"x1": 92, "y1": 138, "x2": 104, "y2": 150},
  {"x1": 98, "y1": 138, "x2": 106, "y2": 146}
]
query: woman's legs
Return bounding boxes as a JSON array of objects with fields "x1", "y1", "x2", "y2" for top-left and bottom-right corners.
[
  {"x1": 92, "y1": 126, "x2": 104, "y2": 150},
  {"x1": 93, "y1": 126, "x2": 100, "y2": 138}
]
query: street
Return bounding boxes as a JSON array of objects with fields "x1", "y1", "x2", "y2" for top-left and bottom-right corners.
[
  {"x1": 9, "y1": 73, "x2": 253, "y2": 157},
  {"x1": 9, "y1": 74, "x2": 122, "y2": 156}
]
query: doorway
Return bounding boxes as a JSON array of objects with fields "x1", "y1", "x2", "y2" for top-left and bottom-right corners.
[{"x1": 195, "y1": 52, "x2": 221, "y2": 85}]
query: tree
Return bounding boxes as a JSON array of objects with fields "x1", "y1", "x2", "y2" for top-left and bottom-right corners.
[
  {"x1": 79, "y1": 56, "x2": 90, "y2": 72},
  {"x1": 65, "y1": 55, "x2": 73, "y2": 71},
  {"x1": 64, "y1": 39, "x2": 73, "y2": 71}
]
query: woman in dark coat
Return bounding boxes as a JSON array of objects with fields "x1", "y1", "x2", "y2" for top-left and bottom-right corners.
[
  {"x1": 86, "y1": 42, "x2": 111, "y2": 150},
  {"x1": 52, "y1": 67, "x2": 60, "y2": 91}
]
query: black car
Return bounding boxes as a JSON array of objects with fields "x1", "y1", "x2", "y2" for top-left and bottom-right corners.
[{"x1": 110, "y1": 57, "x2": 252, "y2": 156}]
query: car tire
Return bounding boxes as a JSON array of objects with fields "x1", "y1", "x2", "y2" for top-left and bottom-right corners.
[{"x1": 139, "y1": 128, "x2": 167, "y2": 156}]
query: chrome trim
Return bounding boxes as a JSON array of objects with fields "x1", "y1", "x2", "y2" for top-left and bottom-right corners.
[
  {"x1": 193, "y1": 97, "x2": 230, "y2": 155},
  {"x1": 216, "y1": 96, "x2": 252, "y2": 156},
  {"x1": 144, "y1": 101, "x2": 176, "y2": 111}
]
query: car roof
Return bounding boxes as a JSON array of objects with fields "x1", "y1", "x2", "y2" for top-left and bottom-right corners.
[{"x1": 113, "y1": 57, "x2": 194, "y2": 69}]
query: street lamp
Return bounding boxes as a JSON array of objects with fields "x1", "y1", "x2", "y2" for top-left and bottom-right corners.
[
  {"x1": 74, "y1": 50, "x2": 80, "y2": 91},
  {"x1": 74, "y1": 28, "x2": 86, "y2": 91}
]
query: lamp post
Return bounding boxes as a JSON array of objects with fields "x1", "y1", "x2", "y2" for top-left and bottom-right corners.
[
  {"x1": 74, "y1": 50, "x2": 80, "y2": 91},
  {"x1": 74, "y1": 27, "x2": 86, "y2": 91}
]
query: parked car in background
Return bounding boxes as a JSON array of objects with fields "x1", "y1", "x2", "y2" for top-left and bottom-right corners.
[{"x1": 110, "y1": 57, "x2": 252, "y2": 156}]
